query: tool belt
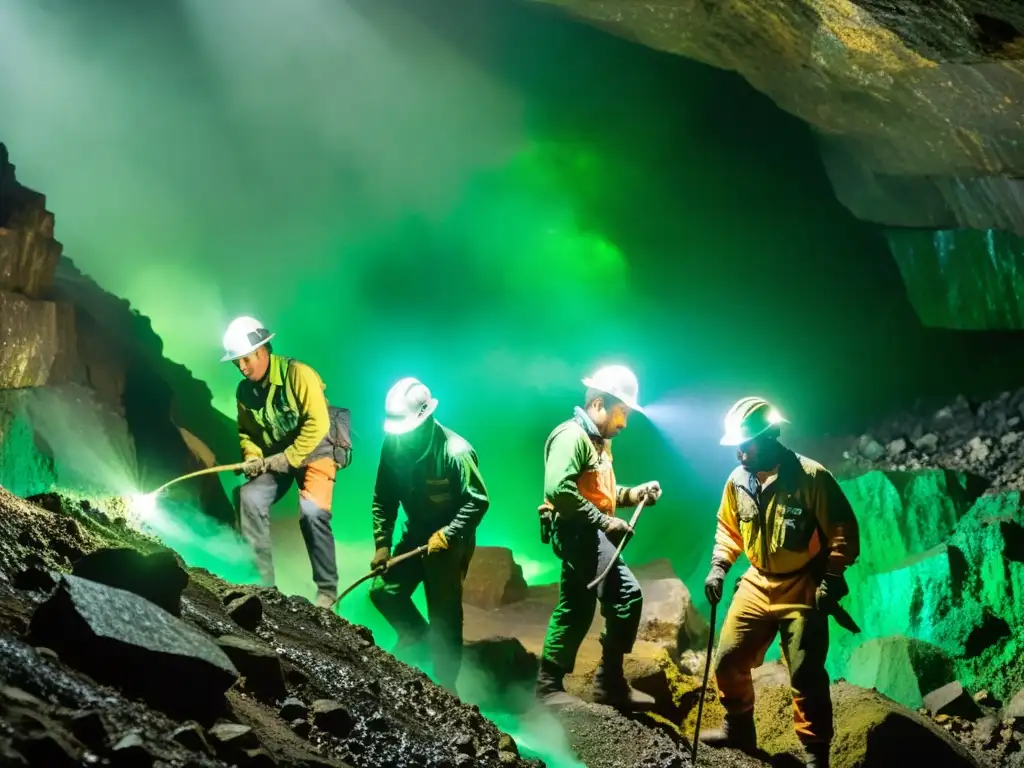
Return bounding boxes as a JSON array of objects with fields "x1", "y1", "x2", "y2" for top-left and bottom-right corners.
[{"x1": 538, "y1": 501, "x2": 554, "y2": 544}]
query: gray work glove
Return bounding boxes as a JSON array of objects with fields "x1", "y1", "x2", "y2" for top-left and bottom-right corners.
[
  {"x1": 603, "y1": 515, "x2": 634, "y2": 545},
  {"x1": 629, "y1": 481, "x2": 662, "y2": 506},
  {"x1": 705, "y1": 561, "x2": 729, "y2": 605},
  {"x1": 263, "y1": 452, "x2": 291, "y2": 474},
  {"x1": 239, "y1": 457, "x2": 265, "y2": 479},
  {"x1": 815, "y1": 573, "x2": 849, "y2": 612},
  {"x1": 370, "y1": 546, "x2": 390, "y2": 572}
]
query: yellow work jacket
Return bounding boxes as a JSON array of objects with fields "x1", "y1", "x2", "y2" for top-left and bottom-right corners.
[
  {"x1": 236, "y1": 354, "x2": 330, "y2": 468},
  {"x1": 712, "y1": 449, "x2": 860, "y2": 578}
]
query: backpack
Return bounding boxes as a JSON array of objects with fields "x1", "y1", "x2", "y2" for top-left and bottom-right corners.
[{"x1": 325, "y1": 405, "x2": 353, "y2": 470}]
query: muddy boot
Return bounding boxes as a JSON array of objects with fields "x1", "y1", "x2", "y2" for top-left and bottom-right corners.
[
  {"x1": 535, "y1": 658, "x2": 579, "y2": 708},
  {"x1": 803, "y1": 742, "x2": 830, "y2": 768},
  {"x1": 591, "y1": 653, "x2": 655, "y2": 709},
  {"x1": 314, "y1": 590, "x2": 336, "y2": 609},
  {"x1": 699, "y1": 709, "x2": 757, "y2": 752}
]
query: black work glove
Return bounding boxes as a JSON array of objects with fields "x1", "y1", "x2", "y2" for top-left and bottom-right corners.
[
  {"x1": 239, "y1": 457, "x2": 265, "y2": 479},
  {"x1": 370, "y1": 546, "x2": 390, "y2": 572},
  {"x1": 705, "y1": 561, "x2": 729, "y2": 605},
  {"x1": 815, "y1": 573, "x2": 849, "y2": 612},
  {"x1": 603, "y1": 515, "x2": 634, "y2": 545},
  {"x1": 263, "y1": 453, "x2": 291, "y2": 474}
]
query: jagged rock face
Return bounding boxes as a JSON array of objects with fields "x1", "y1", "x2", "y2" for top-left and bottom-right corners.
[
  {"x1": 525, "y1": 0, "x2": 1024, "y2": 235},
  {"x1": 524, "y1": 1, "x2": 1024, "y2": 329},
  {"x1": 887, "y1": 227, "x2": 1024, "y2": 330},
  {"x1": 827, "y1": 473, "x2": 1024, "y2": 705},
  {"x1": 0, "y1": 143, "x2": 235, "y2": 524}
]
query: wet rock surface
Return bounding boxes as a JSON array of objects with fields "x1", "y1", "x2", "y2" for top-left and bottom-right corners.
[{"x1": 0, "y1": 484, "x2": 544, "y2": 767}]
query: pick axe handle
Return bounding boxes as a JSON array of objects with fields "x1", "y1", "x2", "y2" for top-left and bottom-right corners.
[
  {"x1": 331, "y1": 545, "x2": 429, "y2": 609},
  {"x1": 586, "y1": 496, "x2": 648, "y2": 591}
]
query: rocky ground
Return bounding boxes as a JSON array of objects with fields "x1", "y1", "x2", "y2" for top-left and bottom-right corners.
[{"x1": 807, "y1": 387, "x2": 1024, "y2": 492}]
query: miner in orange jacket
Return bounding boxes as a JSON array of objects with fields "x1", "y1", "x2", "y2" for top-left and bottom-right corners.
[{"x1": 700, "y1": 397, "x2": 860, "y2": 768}]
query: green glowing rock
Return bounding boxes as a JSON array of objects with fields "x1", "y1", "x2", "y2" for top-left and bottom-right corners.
[
  {"x1": 887, "y1": 228, "x2": 1024, "y2": 330},
  {"x1": 830, "y1": 471, "x2": 1024, "y2": 704}
]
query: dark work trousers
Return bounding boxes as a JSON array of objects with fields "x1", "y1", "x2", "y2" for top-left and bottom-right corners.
[
  {"x1": 541, "y1": 520, "x2": 644, "y2": 672},
  {"x1": 369, "y1": 529, "x2": 475, "y2": 691},
  {"x1": 238, "y1": 459, "x2": 339, "y2": 595}
]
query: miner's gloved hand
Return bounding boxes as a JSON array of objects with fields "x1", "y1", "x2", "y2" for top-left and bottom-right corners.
[
  {"x1": 263, "y1": 453, "x2": 291, "y2": 474},
  {"x1": 704, "y1": 561, "x2": 729, "y2": 605},
  {"x1": 603, "y1": 515, "x2": 634, "y2": 545},
  {"x1": 239, "y1": 457, "x2": 265, "y2": 480},
  {"x1": 630, "y1": 481, "x2": 662, "y2": 506},
  {"x1": 815, "y1": 572, "x2": 849, "y2": 612},
  {"x1": 427, "y1": 529, "x2": 449, "y2": 554},
  {"x1": 370, "y1": 546, "x2": 390, "y2": 572}
]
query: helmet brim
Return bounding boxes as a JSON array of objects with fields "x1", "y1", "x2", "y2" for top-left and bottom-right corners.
[
  {"x1": 221, "y1": 333, "x2": 275, "y2": 362},
  {"x1": 383, "y1": 398, "x2": 438, "y2": 435},
  {"x1": 580, "y1": 377, "x2": 644, "y2": 414},
  {"x1": 719, "y1": 418, "x2": 787, "y2": 447}
]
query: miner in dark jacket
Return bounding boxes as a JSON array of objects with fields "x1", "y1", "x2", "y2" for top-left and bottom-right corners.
[{"x1": 368, "y1": 377, "x2": 489, "y2": 692}]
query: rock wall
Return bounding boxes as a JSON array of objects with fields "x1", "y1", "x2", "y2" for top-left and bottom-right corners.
[
  {"x1": 800, "y1": 387, "x2": 1024, "y2": 711},
  {"x1": 520, "y1": 0, "x2": 1024, "y2": 329},
  {"x1": 0, "y1": 142, "x2": 235, "y2": 523}
]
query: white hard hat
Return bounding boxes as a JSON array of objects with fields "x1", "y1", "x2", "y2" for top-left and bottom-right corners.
[
  {"x1": 384, "y1": 377, "x2": 438, "y2": 435},
  {"x1": 221, "y1": 316, "x2": 275, "y2": 362},
  {"x1": 582, "y1": 364, "x2": 644, "y2": 413},
  {"x1": 720, "y1": 396, "x2": 787, "y2": 446}
]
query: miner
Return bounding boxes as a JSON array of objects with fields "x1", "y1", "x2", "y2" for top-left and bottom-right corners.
[
  {"x1": 223, "y1": 316, "x2": 340, "y2": 608},
  {"x1": 534, "y1": 364, "x2": 663, "y2": 709},
  {"x1": 368, "y1": 376, "x2": 489, "y2": 693},
  {"x1": 700, "y1": 397, "x2": 861, "y2": 768}
]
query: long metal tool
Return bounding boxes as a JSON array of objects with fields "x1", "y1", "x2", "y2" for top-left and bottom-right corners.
[
  {"x1": 149, "y1": 461, "x2": 248, "y2": 496},
  {"x1": 691, "y1": 600, "x2": 718, "y2": 765},
  {"x1": 586, "y1": 495, "x2": 648, "y2": 591},
  {"x1": 331, "y1": 545, "x2": 429, "y2": 609}
]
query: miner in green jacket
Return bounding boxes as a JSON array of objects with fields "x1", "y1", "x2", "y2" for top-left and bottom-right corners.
[
  {"x1": 368, "y1": 377, "x2": 489, "y2": 693},
  {"x1": 535, "y1": 364, "x2": 662, "y2": 709}
]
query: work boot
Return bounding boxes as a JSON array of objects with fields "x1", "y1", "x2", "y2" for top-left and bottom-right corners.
[
  {"x1": 535, "y1": 658, "x2": 580, "y2": 708},
  {"x1": 699, "y1": 709, "x2": 757, "y2": 752},
  {"x1": 803, "y1": 742, "x2": 830, "y2": 768},
  {"x1": 591, "y1": 653, "x2": 655, "y2": 710},
  {"x1": 314, "y1": 590, "x2": 336, "y2": 609}
]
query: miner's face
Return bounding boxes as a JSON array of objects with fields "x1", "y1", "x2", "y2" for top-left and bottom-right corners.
[
  {"x1": 590, "y1": 397, "x2": 630, "y2": 440},
  {"x1": 737, "y1": 434, "x2": 779, "y2": 473},
  {"x1": 235, "y1": 346, "x2": 270, "y2": 382}
]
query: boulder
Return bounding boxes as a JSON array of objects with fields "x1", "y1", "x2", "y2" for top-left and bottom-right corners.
[
  {"x1": 463, "y1": 547, "x2": 528, "y2": 609},
  {"x1": 215, "y1": 635, "x2": 287, "y2": 703},
  {"x1": 0, "y1": 216, "x2": 61, "y2": 299},
  {"x1": 632, "y1": 559, "x2": 708, "y2": 652},
  {"x1": 0, "y1": 291, "x2": 62, "y2": 388},
  {"x1": 841, "y1": 636, "x2": 955, "y2": 710},
  {"x1": 752, "y1": 681, "x2": 982, "y2": 768},
  {"x1": 924, "y1": 682, "x2": 983, "y2": 720},
  {"x1": 70, "y1": 547, "x2": 189, "y2": 616},
  {"x1": 226, "y1": 594, "x2": 263, "y2": 631},
  {"x1": 27, "y1": 574, "x2": 238, "y2": 724},
  {"x1": 310, "y1": 699, "x2": 355, "y2": 739}
]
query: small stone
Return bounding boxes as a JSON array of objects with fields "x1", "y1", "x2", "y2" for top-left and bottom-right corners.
[
  {"x1": 498, "y1": 734, "x2": 518, "y2": 756},
  {"x1": 227, "y1": 595, "x2": 263, "y2": 632},
  {"x1": 209, "y1": 723, "x2": 259, "y2": 750},
  {"x1": 499, "y1": 752, "x2": 519, "y2": 765},
  {"x1": 858, "y1": 436, "x2": 885, "y2": 461},
  {"x1": 453, "y1": 734, "x2": 475, "y2": 756},
  {"x1": 310, "y1": 700, "x2": 354, "y2": 738},
  {"x1": 966, "y1": 436, "x2": 990, "y2": 462},
  {"x1": 455, "y1": 755, "x2": 474, "y2": 767},
  {"x1": 110, "y1": 732, "x2": 154, "y2": 768},
  {"x1": 925, "y1": 682, "x2": 982, "y2": 720},
  {"x1": 974, "y1": 690, "x2": 1000, "y2": 708},
  {"x1": 169, "y1": 722, "x2": 211, "y2": 753},
  {"x1": 1001, "y1": 432, "x2": 1021, "y2": 447},
  {"x1": 279, "y1": 697, "x2": 307, "y2": 721},
  {"x1": 974, "y1": 716, "x2": 1001, "y2": 749},
  {"x1": 914, "y1": 433, "x2": 939, "y2": 452},
  {"x1": 289, "y1": 719, "x2": 311, "y2": 739},
  {"x1": 886, "y1": 438, "x2": 907, "y2": 456}
]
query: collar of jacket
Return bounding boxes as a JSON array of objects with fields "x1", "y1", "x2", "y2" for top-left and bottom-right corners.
[
  {"x1": 254, "y1": 354, "x2": 288, "y2": 390},
  {"x1": 734, "y1": 445, "x2": 800, "y2": 501},
  {"x1": 573, "y1": 406, "x2": 603, "y2": 444}
]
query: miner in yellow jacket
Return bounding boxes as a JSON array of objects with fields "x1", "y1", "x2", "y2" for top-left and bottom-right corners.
[
  {"x1": 221, "y1": 316, "x2": 340, "y2": 608},
  {"x1": 700, "y1": 397, "x2": 860, "y2": 768}
]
